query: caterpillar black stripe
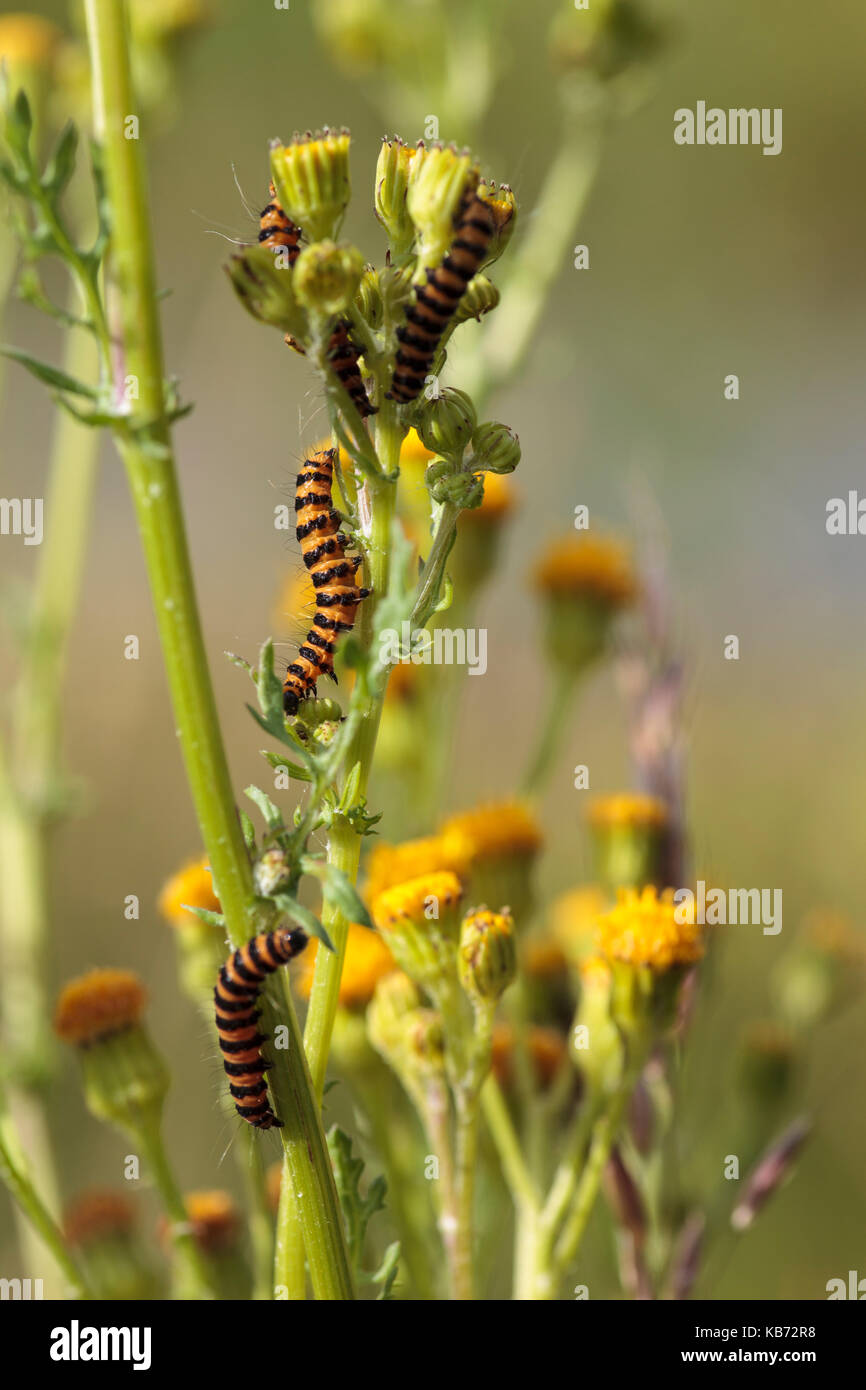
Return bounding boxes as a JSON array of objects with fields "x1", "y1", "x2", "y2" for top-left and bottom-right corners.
[
  {"x1": 258, "y1": 181, "x2": 302, "y2": 264},
  {"x1": 387, "y1": 192, "x2": 496, "y2": 405},
  {"x1": 215, "y1": 927, "x2": 309, "y2": 1128},
  {"x1": 327, "y1": 318, "x2": 377, "y2": 418},
  {"x1": 283, "y1": 448, "x2": 371, "y2": 717}
]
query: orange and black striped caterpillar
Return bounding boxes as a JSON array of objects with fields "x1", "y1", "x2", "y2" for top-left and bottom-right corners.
[
  {"x1": 283, "y1": 448, "x2": 370, "y2": 717},
  {"x1": 387, "y1": 192, "x2": 496, "y2": 405},
  {"x1": 258, "y1": 185, "x2": 376, "y2": 419},
  {"x1": 215, "y1": 927, "x2": 309, "y2": 1129}
]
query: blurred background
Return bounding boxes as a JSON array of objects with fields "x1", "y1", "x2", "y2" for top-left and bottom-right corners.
[{"x1": 1, "y1": 0, "x2": 865, "y2": 1298}]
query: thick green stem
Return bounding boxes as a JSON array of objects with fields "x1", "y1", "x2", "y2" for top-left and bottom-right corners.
[
  {"x1": 133, "y1": 1122, "x2": 219, "y2": 1300},
  {"x1": 303, "y1": 416, "x2": 400, "y2": 1099},
  {"x1": 84, "y1": 0, "x2": 353, "y2": 1300},
  {"x1": 522, "y1": 663, "x2": 579, "y2": 796}
]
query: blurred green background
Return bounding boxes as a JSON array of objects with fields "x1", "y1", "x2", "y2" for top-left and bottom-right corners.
[{"x1": 1, "y1": 0, "x2": 865, "y2": 1298}]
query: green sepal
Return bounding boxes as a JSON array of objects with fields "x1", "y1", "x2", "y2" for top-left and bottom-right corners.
[{"x1": 182, "y1": 904, "x2": 226, "y2": 930}]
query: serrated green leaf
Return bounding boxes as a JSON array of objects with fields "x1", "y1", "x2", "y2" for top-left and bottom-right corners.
[
  {"x1": 327, "y1": 1127, "x2": 395, "y2": 1284},
  {"x1": 300, "y1": 857, "x2": 373, "y2": 929},
  {"x1": 0, "y1": 345, "x2": 98, "y2": 398},
  {"x1": 182, "y1": 904, "x2": 226, "y2": 930},
  {"x1": 244, "y1": 783, "x2": 283, "y2": 832},
  {"x1": 272, "y1": 894, "x2": 334, "y2": 952}
]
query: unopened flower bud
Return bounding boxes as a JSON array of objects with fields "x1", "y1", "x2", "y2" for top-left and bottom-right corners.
[
  {"x1": 587, "y1": 793, "x2": 669, "y2": 891},
  {"x1": 294, "y1": 240, "x2": 365, "y2": 317},
  {"x1": 355, "y1": 265, "x2": 383, "y2": 329},
  {"x1": 458, "y1": 907, "x2": 517, "y2": 1003},
  {"x1": 270, "y1": 128, "x2": 351, "y2": 243},
  {"x1": 470, "y1": 420, "x2": 520, "y2": 475},
  {"x1": 415, "y1": 387, "x2": 476, "y2": 460},
  {"x1": 427, "y1": 466, "x2": 485, "y2": 510},
  {"x1": 451, "y1": 273, "x2": 500, "y2": 327},
  {"x1": 64, "y1": 1191, "x2": 157, "y2": 1301},
  {"x1": 225, "y1": 245, "x2": 308, "y2": 339},
  {"x1": 477, "y1": 182, "x2": 518, "y2": 265},
  {"x1": 374, "y1": 136, "x2": 419, "y2": 256},
  {"x1": 404, "y1": 1008, "x2": 446, "y2": 1076}
]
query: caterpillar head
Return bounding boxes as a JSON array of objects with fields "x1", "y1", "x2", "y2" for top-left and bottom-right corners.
[
  {"x1": 278, "y1": 926, "x2": 309, "y2": 959},
  {"x1": 283, "y1": 687, "x2": 300, "y2": 717}
]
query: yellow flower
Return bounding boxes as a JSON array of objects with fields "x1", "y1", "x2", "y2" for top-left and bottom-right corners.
[
  {"x1": 296, "y1": 921, "x2": 396, "y2": 1010},
  {"x1": 0, "y1": 15, "x2": 60, "y2": 66},
  {"x1": 64, "y1": 1191, "x2": 134, "y2": 1247},
  {"x1": 270, "y1": 128, "x2": 352, "y2": 243},
  {"x1": 587, "y1": 793, "x2": 668, "y2": 831},
  {"x1": 158, "y1": 855, "x2": 220, "y2": 928},
  {"x1": 533, "y1": 533, "x2": 637, "y2": 607},
  {"x1": 440, "y1": 800, "x2": 542, "y2": 863},
  {"x1": 373, "y1": 871, "x2": 463, "y2": 933},
  {"x1": 54, "y1": 970, "x2": 147, "y2": 1047},
  {"x1": 578, "y1": 953, "x2": 613, "y2": 989},
  {"x1": 363, "y1": 833, "x2": 472, "y2": 904},
  {"x1": 597, "y1": 886, "x2": 703, "y2": 972}
]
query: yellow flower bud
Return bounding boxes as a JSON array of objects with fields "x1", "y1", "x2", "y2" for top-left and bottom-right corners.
[
  {"x1": 270, "y1": 128, "x2": 352, "y2": 243},
  {"x1": 458, "y1": 908, "x2": 517, "y2": 1003},
  {"x1": 415, "y1": 387, "x2": 476, "y2": 460},
  {"x1": 293, "y1": 240, "x2": 365, "y2": 317},
  {"x1": 407, "y1": 142, "x2": 479, "y2": 269},
  {"x1": 374, "y1": 136, "x2": 419, "y2": 256}
]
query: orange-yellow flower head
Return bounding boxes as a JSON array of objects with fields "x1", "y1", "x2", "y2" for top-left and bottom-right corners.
[
  {"x1": 296, "y1": 921, "x2": 396, "y2": 1010},
  {"x1": 597, "y1": 886, "x2": 703, "y2": 972},
  {"x1": 182, "y1": 1190, "x2": 240, "y2": 1255},
  {"x1": 534, "y1": 532, "x2": 636, "y2": 608},
  {"x1": 588, "y1": 793, "x2": 668, "y2": 831},
  {"x1": 363, "y1": 832, "x2": 472, "y2": 904},
  {"x1": 491, "y1": 1023, "x2": 568, "y2": 1091},
  {"x1": 373, "y1": 871, "x2": 463, "y2": 934},
  {"x1": 440, "y1": 800, "x2": 542, "y2": 864},
  {"x1": 158, "y1": 856, "x2": 220, "y2": 930},
  {"x1": 372, "y1": 872, "x2": 464, "y2": 991},
  {"x1": 54, "y1": 970, "x2": 147, "y2": 1048},
  {"x1": 64, "y1": 1191, "x2": 135, "y2": 1247}
]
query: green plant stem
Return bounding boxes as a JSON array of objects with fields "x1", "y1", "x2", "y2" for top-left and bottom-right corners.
[
  {"x1": 274, "y1": 1162, "x2": 307, "y2": 1300},
  {"x1": 240, "y1": 1128, "x2": 275, "y2": 1300},
  {"x1": 460, "y1": 117, "x2": 604, "y2": 406},
  {"x1": 481, "y1": 1075, "x2": 540, "y2": 1214},
  {"x1": 0, "y1": 1088, "x2": 92, "y2": 1299},
  {"x1": 0, "y1": 321, "x2": 100, "y2": 1297},
  {"x1": 522, "y1": 663, "x2": 580, "y2": 796},
  {"x1": 84, "y1": 0, "x2": 353, "y2": 1301},
  {"x1": 548, "y1": 1058, "x2": 644, "y2": 1295},
  {"x1": 132, "y1": 1122, "x2": 219, "y2": 1300}
]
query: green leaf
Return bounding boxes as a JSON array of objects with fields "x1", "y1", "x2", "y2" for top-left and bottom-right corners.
[
  {"x1": 0, "y1": 345, "x2": 98, "y2": 398},
  {"x1": 339, "y1": 760, "x2": 362, "y2": 814},
  {"x1": 372, "y1": 1241, "x2": 401, "y2": 1300},
  {"x1": 244, "y1": 784, "x2": 283, "y2": 833},
  {"x1": 4, "y1": 88, "x2": 33, "y2": 160},
  {"x1": 257, "y1": 638, "x2": 285, "y2": 723},
  {"x1": 246, "y1": 704, "x2": 315, "y2": 767},
  {"x1": 272, "y1": 894, "x2": 334, "y2": 952},
  {"x1": 326, "y1": 1127, "x2": 395, "y2": 1284},
  {"x1": 42, "y1": 122, "x2": 78, "y2": 198},
  {"x1": 225, "y1": 650, "x2": 255, "y2": 679},
  {"x1": 182, "y1": 904, "x2": 226, "y2": 930},
  {"x1": 260, "y1": 748, "x2": 313, "y2": 783},
  {"x1": 300, "y1": 857, "x2": 373, "y2": 929}
]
